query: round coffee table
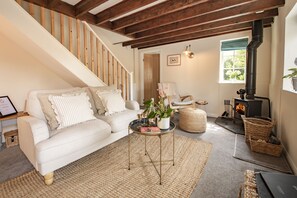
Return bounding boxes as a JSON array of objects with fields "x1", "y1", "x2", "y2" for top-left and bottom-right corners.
[{"x1": 128, "y1": 118, "x2": 176, "y2": 185}]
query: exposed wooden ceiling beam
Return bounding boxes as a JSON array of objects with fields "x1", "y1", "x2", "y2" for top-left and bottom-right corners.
[
  {"x1": 137, "y1": 26, "x2": 275, "y2": 49},
  {"x1": 23, "y1": 0, "x2": 76, "y2": 17},
  {"x1": 22, "y1": 0, "x2": 47, "y2": 8},
  {"x1": 124, "y1": 0, "x2": 255, "y2": 35},
  {"x1": 21, "y1": 0, "x2": 284, "y2": 46},
  {"x1": 132, "y1": 19, "x2": 273, "y2": 49},
  {"x1": 111, "y1": 0, "x2": 209, "y2": 30},
  {"x1": 137, "y1": 30, "x2": 251, "y2": 49},
  {"x1": 75, "y1": 0, "x2": 107, "y2": 18},
  {"x1": 123, "y1": 9, "x2": 278, "y2": 47},
  {"x1": 22, "y1": 0, "x2": 132, "y2": 38},
  {"x1": 134, "y1": 0, "x2": 284, "y2": 39},
  {"x1": 48, "y1": 1, "x2": 76, "y2": 17},
  {"x1": 23, "y1": 0, "x2": 97, "y2": 23},
  {"x1": 96, "y1": 0, "x2": 158, "y2": 25},
  {"x1": 79, "y1": 12, "x2": 97, "y2": 24},
  {"x1": 78, "y1": 14, "x2": 127, "y2": 36},
  {"x1": 142, "y1": 24, "x2": 273, "y2": 49},
  {"x1": 48, "y1": 0, "x2": 62, "y2": 8}
]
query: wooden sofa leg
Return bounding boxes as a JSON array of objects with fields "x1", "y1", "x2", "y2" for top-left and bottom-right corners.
[{"x1": 44, "y1": 172, "x2": 54, "y2": 185}]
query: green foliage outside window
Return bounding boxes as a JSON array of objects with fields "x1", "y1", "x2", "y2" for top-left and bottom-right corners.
[{"x1": 222, "y1": 49, "x2": 246, "y2": 81}]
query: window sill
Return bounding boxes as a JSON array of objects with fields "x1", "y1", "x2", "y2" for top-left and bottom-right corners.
[
  {"x1": 282, "y1": 88, "x2": 297, "y2": 94},
  {"x1": 219, "y1": 81, "x2": 245, "y2": 84}
]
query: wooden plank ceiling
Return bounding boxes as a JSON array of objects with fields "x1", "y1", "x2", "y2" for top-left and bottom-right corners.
[{"x1": 23, "y1": 0, "x2": 285, "y2": 49}]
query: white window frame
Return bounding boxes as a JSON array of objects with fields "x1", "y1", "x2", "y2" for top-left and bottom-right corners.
[
  {"x1": 219, "y1": 37, "x2": 248, "y2": 84},
  {"x1": 283, "y1": 3, "x2": 297, "y2": 93}
]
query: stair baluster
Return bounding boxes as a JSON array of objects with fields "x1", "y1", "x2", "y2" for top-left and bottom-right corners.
[{"x1": 16, "y1": 0, "x2": 132, "y2": 100}]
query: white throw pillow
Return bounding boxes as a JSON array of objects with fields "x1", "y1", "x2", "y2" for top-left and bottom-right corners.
[
  {"x1": 49, "y1": 93, "x2": 96, "y2": 129},
  {"x1": 89, "y1": 85, "x2": 117, "y2": 115},
  {"x1": 97, "y1": 90, "x2": 126, "y2": 116}
]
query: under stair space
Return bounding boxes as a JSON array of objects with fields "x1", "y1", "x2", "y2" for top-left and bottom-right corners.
[{"x1": 1, "y1": 0, "x2": 132, "y2": 100}]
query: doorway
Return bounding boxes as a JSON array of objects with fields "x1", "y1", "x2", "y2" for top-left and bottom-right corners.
[{"x1": 143, "y1": 53, "x2": 160, "y2": 102}]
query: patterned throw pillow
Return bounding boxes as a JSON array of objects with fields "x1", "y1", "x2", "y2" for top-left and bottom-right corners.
[
  {"x1": 37, "y1": 88, "x2": 82, "y2": 131},
  {"x1": 49, "y1": 93, "x2": 96, "y2": 129}
]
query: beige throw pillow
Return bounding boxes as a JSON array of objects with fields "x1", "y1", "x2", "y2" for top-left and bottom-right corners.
[
  {"x1": 49, "y1": 93, "x2": 96, "y2": 129},
  {"x1": 97, "y1": 90, "x2": 126, "y2": 116},
  {"x1": 89, "y1": 85, "x2": 117, "y2": 114}
]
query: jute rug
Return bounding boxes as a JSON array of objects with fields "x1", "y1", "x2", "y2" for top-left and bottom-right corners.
[
  {"x1": 0, "y1": 134, "x2": 212, "y2": 198},
  {"x1": 233, "y1": 134, "x2": 292, "y2": 174}
]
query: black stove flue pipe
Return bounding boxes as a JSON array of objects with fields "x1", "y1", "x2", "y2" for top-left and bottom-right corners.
[{"x1": 245, "y1": 20, "x2": 263, "y2": 99}]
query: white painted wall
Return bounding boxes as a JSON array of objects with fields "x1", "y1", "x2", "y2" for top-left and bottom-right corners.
[
  {"x1": 138, "y1": 29, "x2": 271, "y2": 117},
  {"x1": 270, "y1": 0, "x2": 297, "y2": 174},
  {"x1": 0, "y1": 33, "x2": 72, "y2": 112}
]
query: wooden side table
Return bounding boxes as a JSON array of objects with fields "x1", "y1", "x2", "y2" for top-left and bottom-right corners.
[
  {"x1": 196, "y1": 100, "x2": 208, "y2": 112},
  {"x1": 0, "y1": 112, "x2": 28, "y2": 148}
]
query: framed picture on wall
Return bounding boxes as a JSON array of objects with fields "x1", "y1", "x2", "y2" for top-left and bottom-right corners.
[
  {"x1": 0, "y1": 96, "x2": 18, "y2": 117},
  {"x1": 167, "y1": 54, "x2": 181, "y2": 66}
]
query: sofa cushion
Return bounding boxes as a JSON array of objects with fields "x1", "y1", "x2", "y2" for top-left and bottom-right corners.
[
  {"x1": 125, "y1": 100, "x2": 140, "y2": 110},
  {"x1": 97, "y1": 90, "x2": 126, "y2": 115},
  {"x1": 49, "y1": 93, "x2": 96, "y2": 129},
  {"x1": 37, "y1": 88, "x2": 94, "y2": 131},
  {"x1": 96, "y1": 109, "x2": 138, "y2": 132},
  {"x1": 27, "y1": 88, "x2": 80, "y2": 123},
  {"x1": 36, "y1": 119, "x2": 111, "y2": 164},
  {"x1": 89, "y1": 85, "x2": 117, "y2": 115}
]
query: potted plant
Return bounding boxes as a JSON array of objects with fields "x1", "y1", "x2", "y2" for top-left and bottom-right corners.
[
  {"x1": 143, "y1": 97, "x2": 173, "y2": 129},
  {"x1": 283, "y1": 67, "x2": 297, "y2": 91}
]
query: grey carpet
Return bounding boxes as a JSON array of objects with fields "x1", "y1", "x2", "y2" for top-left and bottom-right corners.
[
  {"x1": 174, "y1": 117, "x2": 278, "y2": 198},
  {"x1": 214, "y1": 116, "x2": 245, "y2": 135},
  {"x1": 0, "y1": 146, "x2": 33, "y2": 183},
  {"x1": 233, "y1": 134, "x2": 292, "y2": 174},
  {"x1": 0, "y1": 117, "x2": 288, "y2": 198}
]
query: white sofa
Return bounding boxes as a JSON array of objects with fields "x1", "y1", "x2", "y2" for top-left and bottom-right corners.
[{"x1": 17, "y1": 87, "x2": 140, "y2": 185}]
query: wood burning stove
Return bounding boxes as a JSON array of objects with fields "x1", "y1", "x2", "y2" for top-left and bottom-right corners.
[
  {"x1": 234, "y1": 20, "x2": 264, "y2": 121},
  {"x1": 234, "y1": 98, "x2": 262, "y2": 121}
]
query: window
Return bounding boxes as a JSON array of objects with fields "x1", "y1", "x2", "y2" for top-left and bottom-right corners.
[
  {"x1": 283, "y1": 3, "x2": 297, "y2": 93},
  {"x1": 220, "y1": 38, "x2": 248, "y2": 83}
]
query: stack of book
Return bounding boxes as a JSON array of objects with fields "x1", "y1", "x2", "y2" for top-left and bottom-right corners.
[{"x1": 140, "y1": 126, "x2": 160, "y2": 132}]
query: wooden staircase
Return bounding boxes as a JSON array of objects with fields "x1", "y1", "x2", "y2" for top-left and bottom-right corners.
[{"x1": 15, "y1": 0, "x2": 131, "y2": 100}]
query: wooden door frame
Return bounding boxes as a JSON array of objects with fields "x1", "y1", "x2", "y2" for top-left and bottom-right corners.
[{"x1": 140, "y1": 49, "x2": 161, "y2": 103}]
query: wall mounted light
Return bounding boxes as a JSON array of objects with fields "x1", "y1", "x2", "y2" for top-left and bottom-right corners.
[{"x1": 183, "y1": 45, "x2": 194, "y2": 58}]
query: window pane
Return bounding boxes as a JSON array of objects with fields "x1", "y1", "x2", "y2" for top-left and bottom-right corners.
[
  {"x1": 234, "y1": 69, "x2": 245, "y2": 80},
  {"x1": 220, "y1": 38, "x2": 247, "y2": 83},
  {"x1": 224, "y1": 69, "x2": 233, "y2": 80},
  {"x1": 234, "y1": 50, "x2": 246, "y2": 68},
  {"x1": 224, "y1": 58, "x2": 234, "y2": 69}
]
